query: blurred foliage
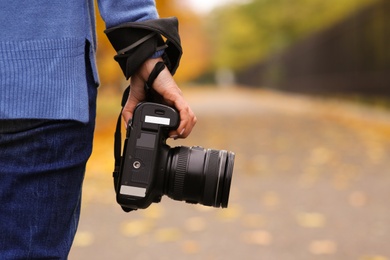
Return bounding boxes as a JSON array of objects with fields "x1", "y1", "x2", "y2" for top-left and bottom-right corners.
[
  {"x1": 155, "y1": 0, "x2": 211, "y2": 83},
  {"x1": 94, "y1": 0, "x2": 380, "y2": 87},
  {"x1": 206, "y1": 0, "x2": 379, "y2": 72}
]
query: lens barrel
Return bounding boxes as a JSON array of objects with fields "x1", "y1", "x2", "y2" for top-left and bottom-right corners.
[{"x1": 166, "y1": 146, "x2": 234, "y2": 208}]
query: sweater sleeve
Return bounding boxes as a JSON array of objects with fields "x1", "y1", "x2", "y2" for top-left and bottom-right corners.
[{"x1": 97, "y1": 0, "x2": 159, "y2": 28}]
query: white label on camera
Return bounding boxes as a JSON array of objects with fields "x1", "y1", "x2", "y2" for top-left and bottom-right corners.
[
  {"x1": 120, "y1": 185, "x2": 146, "y2": 197},
  {"x1": 145, "y1": 115, "x2": 170, "y2": 125}
]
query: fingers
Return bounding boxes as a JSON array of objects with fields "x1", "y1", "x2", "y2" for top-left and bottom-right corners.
[
  {"x1": 168, "y1": 97, "x2": 197, "y2": 139},
  {"x1": 121, "y1": 59, "x2": 196, "y2": 138},
  {"x1": 150, "y1": 68, "x2": 197, "y2": 139}
]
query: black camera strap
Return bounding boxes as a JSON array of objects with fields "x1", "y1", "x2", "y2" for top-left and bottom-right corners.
[
  {"x1": 144, "y1": 61, "x2": 166, "y2": 103},
  {"x1": 113, "y1": 86, "x2": 129, "y2": 191},
  {"x1": 113, "y1": 61, "x2": 166, "y2": 193}
]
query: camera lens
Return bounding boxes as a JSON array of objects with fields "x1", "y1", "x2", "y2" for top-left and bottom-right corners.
[{"x1": 166, "y1": 146, "x2": 235, "y2": 208}]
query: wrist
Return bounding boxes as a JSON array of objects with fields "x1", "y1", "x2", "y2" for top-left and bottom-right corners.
[{"x1": 138, "y1": 57, "x2": 165, "y2": 81}]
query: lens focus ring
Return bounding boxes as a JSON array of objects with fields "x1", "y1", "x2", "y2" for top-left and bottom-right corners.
[
  {"x1": 203, "y1": 149, "x2": 220, "y2": 207},
  {"x1": 172, "y1": 147, "x2": 188, "y2": 200}
]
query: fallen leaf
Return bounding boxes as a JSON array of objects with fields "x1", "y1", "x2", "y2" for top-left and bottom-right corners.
[
  {"x1": 349, "y1": 191, "x2": 368, "y2": 208},
  {"x1": 309, "y1": 240, "x2": 337, "y2": 255},
  {"x1": 216, "y1": 204, "x2": 242, "y2": 221},
  {"x1": 73, "y1": 231, "x2": 95, "y2": 248},
  {"x1": 296, "y1": 212, "x2": 326, "y2": 228},
  {"x1": 181, "y1": 240, "x2": 201, "y2": 254},
  {"x1": 185, "y1": 217, "x2": 207, "y2": 232},
  {"x1": 241, "y1": 214, "x2": 267, "y2": 228},
  {"x1": 309, "y1": 147, "x2": 332, "y2": 165},
  {"x1": 154, "y1": 228, "x2": 181, "y2": 242},
  {"x1": 142, "y1": 204, "x2": 165, "y2": 219},
  {"x1": 121, "y1": 220, "x2": 154, "y2": 237},
  {"x1": 241, "y1": 230, "x2": 273, "y2": 246},
  {"x1": 367, "y1": 144, "x2": 385, "y2": 164},
  {"x1": 360, "y1": 255, "x2": 389, "y2": 260},
  {"x1": 261, "y1": 191, "x2": 281, "y2": 209}
]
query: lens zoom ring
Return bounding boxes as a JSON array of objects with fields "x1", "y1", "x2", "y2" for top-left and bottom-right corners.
[{"x1": 173, "y1": 147, "x2": 188, "y2": 200}]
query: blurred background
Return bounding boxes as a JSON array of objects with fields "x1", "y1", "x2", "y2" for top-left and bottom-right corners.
[{"x1": 70, "y1": 0, "x2": 390, "y2": 259}]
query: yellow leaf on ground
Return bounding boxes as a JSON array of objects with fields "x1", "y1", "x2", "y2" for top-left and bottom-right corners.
[
  {"x1": 309, "y1": 240, "x2": 337, "y2": 255},
  {"x1": 349, "y1": 191, "x2": 368, "y2": 208},
  {"x1": 241, "y1": 230, "x2": 273, "y2": 246},
  {"x1": 296, "y1": 212, "x2": 326, "y2": 228},
  {"x1": 154, "y1": 228, "x2": 182, "y2": 243},
  {"x1": 73, "y1": 231, "x2": 95, "y2": 248},
  {"x1": 121, "y1": 220, "x2": 154, "y2": 237},
  {"x1": 360, "y1": 256, "x2": 389, "y2": 260},
  {"x1": 181, "y1": 240, "x2": 201, "y2": 254},
  {"x1": 185, "y1": 217, "x2": 207, "y2": 232},
  {"x1": 216, "y1": 204, "x2": 242, "y2": 221}
]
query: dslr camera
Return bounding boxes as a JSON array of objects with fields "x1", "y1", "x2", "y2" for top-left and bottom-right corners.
[{"x1": 114, "y1": 102, "x2": 235, "y2": 211}]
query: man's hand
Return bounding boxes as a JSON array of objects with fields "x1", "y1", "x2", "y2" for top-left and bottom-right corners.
[{"x1": 122, "y1": 57, "x2": 197, "y2": 139}]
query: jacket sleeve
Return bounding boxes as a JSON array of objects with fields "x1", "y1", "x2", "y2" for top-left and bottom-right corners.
[{"x1": 97, "y1": 0, "x2": 159, "y2": 28}]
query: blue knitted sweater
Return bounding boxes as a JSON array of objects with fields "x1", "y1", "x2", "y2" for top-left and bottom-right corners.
[{"x1": 0, "y1": 0, "x2": 158, "y2": 123}]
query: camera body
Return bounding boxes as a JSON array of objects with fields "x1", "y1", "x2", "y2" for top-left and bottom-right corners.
[
  {"x1": 116, "y1": 102, "x2": 235, "y2": 212},
  {"x1": 116, "y1": 102, "x2": 178, "y2": 211}
]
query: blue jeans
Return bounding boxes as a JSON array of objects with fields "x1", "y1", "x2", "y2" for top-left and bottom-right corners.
[{"x1": 0, "y1": 83, "x2": 97, "y2": 258}]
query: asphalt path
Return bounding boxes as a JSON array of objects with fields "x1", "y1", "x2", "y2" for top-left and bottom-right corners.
[{"x1": 69, "y1": 87, "x2": 390, "y2": 260}]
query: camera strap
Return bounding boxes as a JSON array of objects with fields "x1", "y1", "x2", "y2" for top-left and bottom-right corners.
[
  {"x1": 113, "y1": 61, "x2": 166, "y2": 194},
  {"x1": 113, "y1": 86, "x2": 130, "y2": 192},
  {"x1": 144, "y1": 61, "x2": 166, "y2": 103}
]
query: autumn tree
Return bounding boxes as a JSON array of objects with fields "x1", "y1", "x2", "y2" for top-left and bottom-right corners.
[{"x1": 206, "y1": 0, "x2": 377, "y2": 73}]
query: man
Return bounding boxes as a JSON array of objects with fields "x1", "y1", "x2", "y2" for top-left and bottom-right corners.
[{"x1": 0, "y1": 1, "x2": 196, "y2": 258}]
